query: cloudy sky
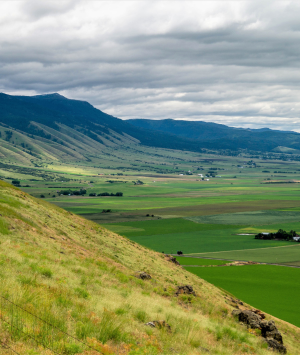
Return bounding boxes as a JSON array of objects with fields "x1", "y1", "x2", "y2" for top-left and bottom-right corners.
[{"x1": 1, "y1": 1, "x2": 300, "y2": 131}]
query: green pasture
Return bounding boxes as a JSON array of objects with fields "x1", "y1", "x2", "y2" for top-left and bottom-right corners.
[
  {"x1": 191, "y1": 244, "x2": 300, "y2": 264},
  {"x1": 50, "y1": 191, "x2": 300, "y2": 215},
  {"x1": 119, "y1": 227, "x2": 291, "y2": 254},
  {"x1": 103, "y1": 218, "x2": 234, "y2": 237},
  {"x1": 175, "y1": 257, "x2": 230, "y2": 266},
  {"x1": 186, "y1": 265, "x2": 300, "y2": 327},
  {"x1": 187, "y1": 210, "x2": 300, "y2": 225}
]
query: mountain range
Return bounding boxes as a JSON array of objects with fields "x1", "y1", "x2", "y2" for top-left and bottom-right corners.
[
  {"x1": 0, "y1": 92, "x2": 299, "y2": 168},
  {"x1": 128, "y1": 119, "x2": 300, "y2": 152}
]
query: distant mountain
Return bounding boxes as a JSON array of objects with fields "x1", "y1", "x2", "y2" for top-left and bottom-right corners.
[
  {"x1": 1, "y1": 92, "x2": 300, "y2": 167},
  {"x1": 0, "y1": 93, "x2": 206, "y2": 166},
  {"x1": 128, "y1": 119, "x2": 300, "y2": 152}
]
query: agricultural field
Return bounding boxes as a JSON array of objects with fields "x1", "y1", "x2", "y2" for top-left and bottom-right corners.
[
  {"x1": 4, "y1": 148, "x2": 300, "y2": 330},
  {"x1": 186, "y1": 265, "x2": 300, "y2": 328}
]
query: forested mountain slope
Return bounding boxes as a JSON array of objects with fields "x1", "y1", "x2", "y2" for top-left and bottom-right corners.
[{"x1": 129, "y1": 119, "x2": 300, "y2": 152}]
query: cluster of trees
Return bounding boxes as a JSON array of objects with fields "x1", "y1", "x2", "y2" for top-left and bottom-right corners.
[
  {"x1": 59, "y1": 189, "x2": 87, "y2": 195},
  {"x1": 133, "y1": 180, "x2": 144, "y2": 185},
  {"x1": 255, "y1": 229, "x2": 298, "y2": 241},
  {"x1": 89, "y1": 192, "x2": 123, "y2": 197}
]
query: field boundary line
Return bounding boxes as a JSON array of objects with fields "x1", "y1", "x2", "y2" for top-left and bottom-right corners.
[
  {"x1": 186, "y1": 244, "x2": 300, "y2": 255},
  {"x1": 0, "y1": 339, "x2": 21, "y2": 355}
]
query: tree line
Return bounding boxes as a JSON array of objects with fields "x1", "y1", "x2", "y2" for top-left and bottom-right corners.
[{"x1": 255, "y1": 229, "x2": 298, "y2": 241}]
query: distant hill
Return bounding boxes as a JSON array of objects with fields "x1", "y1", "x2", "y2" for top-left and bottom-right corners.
[
  {"x1": 1, "y1": 92, "x2": 300, "y2": 167},
  {"x1": 0, "y1": 93, "x2": 206, "y2": 166},
  {"x1": 128, "y1": 118, "x2": 300, "y2": 152}
]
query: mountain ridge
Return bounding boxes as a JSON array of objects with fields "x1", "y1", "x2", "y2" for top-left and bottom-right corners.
[{"x1": 1, "y1": 93, "x2": 300, "y2": 166}]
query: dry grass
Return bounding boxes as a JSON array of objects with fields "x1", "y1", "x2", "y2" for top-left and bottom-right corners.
[{"x1": 0, "y1": 181, "x2": 299, "y2": 354}]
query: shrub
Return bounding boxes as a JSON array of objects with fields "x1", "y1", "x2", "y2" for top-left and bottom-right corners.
[
  {"x1": 63, "y1": 343, "x2": 83, "y2": 354},
  {"x1": 40, "y1": 268, "x2": 53, "y2": 278},
  {"x1": 75, "y1": 287, "x2": 90, "y2": 299},
  {"x1": 97, "y1": 310, "x2": 125, "y2": 343},
  {"x1": 134, "y1": 310, "x2": 147, "y2": 323}
]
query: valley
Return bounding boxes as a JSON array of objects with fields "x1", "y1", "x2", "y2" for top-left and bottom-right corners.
[{"x1": 2, "y1": 93, "x2": 300, "y2": 353}]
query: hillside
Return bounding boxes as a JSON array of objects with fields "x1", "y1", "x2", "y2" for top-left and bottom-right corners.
[
  {"x1": 128, "y1": 119, "x2": 300, "y2": 152},
  {"x1": 1, "y1": 181, "x2": 300, "y2": 354},
  {"x1": 0, "y1": 93, "x2": 204, "y2": 168},
  {"x1": 1, "y1": 94, "x2": 300, "y2": 170}
]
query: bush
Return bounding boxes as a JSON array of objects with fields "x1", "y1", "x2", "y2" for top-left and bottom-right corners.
[
  {"x1": 40, "y1": 268, "x2": 53, "y2": 278},
  {"x1": 75, "y1": 287, "x2": 90, "y2": 299},
  {"x1": 63, "y1": 343, "x2": 83, "y2": 354},
  {"x1": 134, "y1": 310, "x2": 147, "y2": 323},
  {"x1": 97, "y1": 310, "x2": 125, "y2": 343}
]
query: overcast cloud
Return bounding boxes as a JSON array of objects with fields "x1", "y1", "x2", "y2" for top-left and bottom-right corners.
[{"x1": 1, "y1": 1, "x2": 300, "y2": 131}]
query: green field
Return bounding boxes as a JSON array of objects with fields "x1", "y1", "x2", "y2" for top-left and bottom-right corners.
[
  {"x1": 187, "y1": 210, "x2": 300, "y2": 225},
  {"x1": 8, "y1": 146, "x2": 300, "y2": 329},
  {"x1": 104, "y1": 218, "x2": 292, "y2": 254},
  {"x1": 186, "y1": 265, "x2": 300, "y2": 328},
  {"x1": 191, "y1": 244, "x2": 300, "y2": 264}
]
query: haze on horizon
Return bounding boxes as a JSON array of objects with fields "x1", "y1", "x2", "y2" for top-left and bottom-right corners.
[{"x1": 1, "y1": 0, "x2": 300, "y2": 132}]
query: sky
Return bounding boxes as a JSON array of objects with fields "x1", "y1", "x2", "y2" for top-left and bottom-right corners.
[{"x1": 1, "y1": 1, "x2": 300, "y2": 131}]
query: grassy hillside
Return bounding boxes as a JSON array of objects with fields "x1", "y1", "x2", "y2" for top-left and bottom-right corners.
[{"x1": 1, "y1": 182, "x2": 300, "y2": 354}]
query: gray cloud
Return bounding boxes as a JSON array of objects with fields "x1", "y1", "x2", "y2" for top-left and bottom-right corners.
[{"x1": 0, "y1": 1, "x2": 300, "y2": 131}]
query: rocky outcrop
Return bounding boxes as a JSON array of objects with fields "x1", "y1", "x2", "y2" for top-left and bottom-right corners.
[
  {"x1": 265, "y1": 339, "x2": 287, "y2": 354},
  {"x1": 136, "y1": 272, "x2": 152, "y2": 280},
  {"x1": 165, "y1": 255, "x2": 180, "y2": 266},
  {"x1": 225, "y1": 296, "x2": 244, "y2": 308},
  {"x1": 232, "y1": 310, "x2": 286, "y2": 353},
  {"x1": 238, "y1": 309, "x2": 262, "y2": 329},
  {"x1": 261, "y1": 320, "x2": 283, "y2": 344},
  {"x1": 145, "y1": 320, "x2": 171, "y2": 331},
  {"x1": 175, "y1": 285, "x2": 196, "y2": 296}
]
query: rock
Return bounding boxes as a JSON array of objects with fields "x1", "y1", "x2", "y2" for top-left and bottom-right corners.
[
  {"x1": 145, "y1": 322, "x2": 156, "y2": 328},
  {"x1": 175, "y1": 285, "x2": 196, "y2": 296},
  {"x1": 266, "y1": 339, "x2": 287, "y2": 354},
  {"x1": 145, "y1": 320, "x2": 171, "y2": 331},
  {"x1": 232, "y1": 310, "x2": 287, "y2": 353},
  {"x1": 136, "y1": 272, "x2": 152, "y2": 280},
  {"x1": 251, "y1": 308, "x2": 266, "y2": 319},
  {"x1": 261, "y1": 320, "x2": 283, "y2": 344},
  {"x1": 165, "y1": 255, "x2": 180, "y2": 266},
  {"x1": 234, "y1": 310, "x2": 262, "y2": 329},
  {"x1": 226, "y1": 297, "x2": 244, "y2": 306}
]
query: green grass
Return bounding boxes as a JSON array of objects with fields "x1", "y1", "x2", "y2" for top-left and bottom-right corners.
[
  {"x1": 186, "y1": 265, "x2": 300, "y2": 328},
  {"x1": 175, "y1": 257, "x2": 230, "y2": 266},
  {"x1": 187, "y1": 210, "x2": 300, "y2": 225},
  {"x1": 125, "y1": 228, "x2": 291, "y2": 254},
  {"x1": 191, "y1": 244, "x2": 300, "y2": 264},
  {"x1": 103, "y1": 218, "x2": 233, "y2": 237}
]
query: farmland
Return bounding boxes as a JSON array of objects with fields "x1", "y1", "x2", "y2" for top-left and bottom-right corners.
[
  {"x1": 4, "y1": 148, "x2": 300, "y2": 329},
  {"x1": 186, "y1": 265, "x2": 300, "y2": 328}
]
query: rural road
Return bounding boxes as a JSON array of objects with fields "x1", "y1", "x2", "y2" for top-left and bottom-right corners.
[{"x1": 171, "y1": 255, "x2": 300, "y2": 269}]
